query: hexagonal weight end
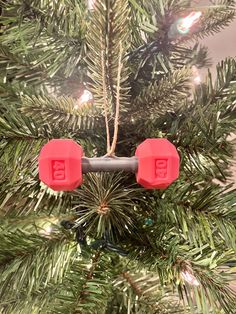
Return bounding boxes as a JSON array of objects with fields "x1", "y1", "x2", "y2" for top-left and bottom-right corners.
[
  {"x1": 135, "y1": 138, "x2": 180, "y2": 189},
  {"x1": 38, "y1": 139, "x2": 83, "y2": 191}
]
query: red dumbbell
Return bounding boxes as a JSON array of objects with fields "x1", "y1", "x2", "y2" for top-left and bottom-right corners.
[
  {"x1": 39, "y1": 139, "x2": 180, "y2": 191},
  {"x1": 39, "y1": 139, "x2": 83, "y2": 191},
  {"x1": 135, "y1": 139, "x2": 179, "y2": 189}
]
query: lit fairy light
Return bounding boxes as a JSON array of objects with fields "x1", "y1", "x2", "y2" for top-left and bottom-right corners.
[
  {"x1": 39, "y1": 225, "x2": 53, "y2": 236},
  {"x1": 87, "y1": 0, "x2": 96, "y2": 10},
  {"x1": 193, "y1": 75, "x2": 201, "y2": 85},
  {"x1": 181, "y1": 270, "x2": 200, "y2": 286},
  {"x1": 45, "y1": 225, "x2": 53, "y2": 234},
  {"x1": 79, "y1": 89, "x2": 93, "y2": 104},
  {"x1": 39, "y1": 219, "x2": 58, "y2": 237},
  {"x1": 86, "y1": 263, "x2": 93, "y2": 270},
  {"x1": 177, "y1": 11, "x2": 202, "y2": 34},
  {"x1": 192, "y1": 65, "x2": 201, "y2": 85},
  {"x1": 74, "y1": 89, "x2": 93, "y2": 110}
]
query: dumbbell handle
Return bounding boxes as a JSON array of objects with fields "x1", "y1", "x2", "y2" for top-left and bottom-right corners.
[{"x1": 82, "y1": 156, "x2": 138, "y2": 173}]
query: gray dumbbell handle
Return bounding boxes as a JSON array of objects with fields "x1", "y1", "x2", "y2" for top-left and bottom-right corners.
[{"x1": 82, "y1": 156, "x2": 138, "y2": 173}]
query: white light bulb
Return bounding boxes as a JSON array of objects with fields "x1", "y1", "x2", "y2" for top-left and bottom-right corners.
[
  {"x1": 80, "y1": 89, "x2": 93, "y2": 103},
  {"x1": 194, "y1": 75, "x2": 201, "y2": 84},
  {"x1": 192, "y1": 65, "x2": 201, "y2": 85},
  {"x1": 181, "y1": 270, "x2": 200, "y2": 286},
  {"x1": 39, "y1": 225, "x2": 53, "y2": 236},
  {"x1": 87, "y1": 0, "x2": 96, "y2": 10},
  {"x1": 86, "y1": 263, "x2": 93, "y2": 270},
  {"x1": 177, "y1": 11, "x2": 202, "y2": 34},
  {"x1": 74, "y1": 89, "x2": 93, "y2": 110},
  {"x1": 45, "y1": 225, "x2": 53, "y2": 234},
  {"x1": 39, "y1": 219, "x2": 58, "y2": 236}
]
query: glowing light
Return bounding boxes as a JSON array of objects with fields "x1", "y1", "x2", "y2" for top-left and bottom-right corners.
[
  {"x1": 177, "y1": 11, "x2": 202, "y2": 34},
  {"x1": 39, "y1": 225, "x2": 53, "y2": 236},
  {"x1": 192, "y1": 65, "x2": 201, "y2": 85},
  {"x1": 87, "y1": 0, "x2": 96, "y2": 10},
  {"x1": 39, "y1": 219, "x2": 58, "y2": 237},
  {"x1": 45, "y1": 225, "x2": 53, "y2": 234},
  {"x1": 193, "y1": 75, "x2": 201, "y2": 84},
  {"x1": 74, "y1": 89, "x2": 93, "y2": 110},
  {"x1": 86, "y1": 263, "x2": 93, "y2": 270},
  {"x1": 80, "y1": 89, "x2": 93, "y2": 103},
  {"x1": 181, "y1": 270, "x2": 200, "y2": 286}
]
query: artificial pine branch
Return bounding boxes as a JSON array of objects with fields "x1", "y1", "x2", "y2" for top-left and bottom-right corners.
[
  {"x1": 183, "y1": 265, "x2": 236, "y2": 313},
  {"x1": 72, "y1": 173, "x2": 139, "y2": 239},
  {"x1": 122, "y1": 271, "x2": 143, "y2": 297},
  {"x1": 0, "y1": 0, "x2": 236, "y2": 313},
  {"x1": 21, "y1": 95, "x2": 101, "y2": 133},
  {"x1": 113, "y1": 269, "x2": 193, "y2": 313},
  {"x1": 142, "y1": 180, "x2": 236, "y2": 252},
  {"x1": 86, "y1": 0, "x2": 131, "y2": 112},
  {"x1": 50, "y1": 251, "x2": 113, "y2": 314},
  {"x1": 190, "y1": 0, "x2": 235, "y2": 40},
  {"x1": 0, "y1": 44, "x2": 46, "y2": 85},
  {"x1": 152, "y1": 58, "x2": 236, "y2": 181},
  {"x1": 130, "y1": 67, "x2": 192, "y2": 120},
  {"x1": 170, "y1": 44, "x2": 211, "y2": 69},
  {"x1": 77, "y1": 250, "x2": 102, "y2": 304},
  {"x1": 0, "y1": 1, "x2": 87, "y2": 83},
  {"x1": 0, "y1": 229, "x2": 75, "y2": 304}
]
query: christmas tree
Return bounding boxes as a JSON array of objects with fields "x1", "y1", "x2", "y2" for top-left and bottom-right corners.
[{"x1": 0, "y1": 0, "x2": 236, "y2": 313}]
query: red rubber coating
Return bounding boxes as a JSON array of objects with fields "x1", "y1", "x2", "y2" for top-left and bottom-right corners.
[
  {"x1": 135, "y1": 138, "x2": 180, "y2": 189},
  {"x1": 39, "y1": 139, "x2": 83, "y2": 191}
]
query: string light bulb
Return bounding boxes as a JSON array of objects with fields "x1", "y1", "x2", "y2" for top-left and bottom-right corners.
[
  {"x1": 192, "y1": 65, "x2": 201, "y2": 85},
  {"x1": 74, "y1": 89, "x2": 94, "y2": 110},
  {"x1": 177, "y1": 11, "x2": 202, "y2": 35},
  {"x1": 39, "y1": 224, "x2": 53, "y2": 236},
  {"x1": 181, "y1": 270, "x2": 200, "y2": 286},
  {"x1": 38, "y1": 219, "x2": 58, "y2": 237},
  {"x1": 44, "y1": 225, "x2": 53, "y2": 234},
  {"x1": 193, "y1": 75, "x2": 201, "y2": 85},
  {"x1": 87, "y1": 0, "x2": 96, "y2": 10}
]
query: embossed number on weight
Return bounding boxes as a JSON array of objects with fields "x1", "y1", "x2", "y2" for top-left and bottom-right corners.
[
  {"x1": 155, "y1": 159, "x2": 167, "y2": 178},
  {"x1": 52, "y1": 160, "x2": 65, "y2": 180}
]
